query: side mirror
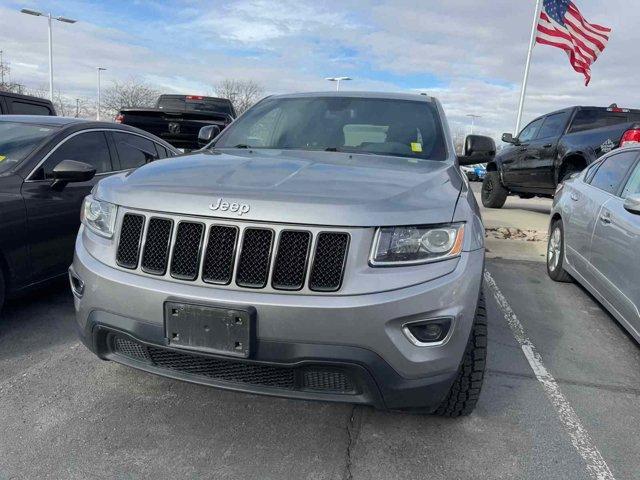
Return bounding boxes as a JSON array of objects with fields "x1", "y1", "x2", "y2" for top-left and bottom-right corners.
[
  {"x1": 623, "y1": 194, "x2": 640, "y2": 215},
  {"x1": 458, "y1": 135, "x2": 496, "y2": 166},
  {"x1": 51, "y1": 159, "x2": 96, "y2": 191},
  {"x1": 501, "y1": 133, "x2": 518, "y2": 145},
  {"x1": 198, "y1": 125, "x2": 221, "y2": 147}
]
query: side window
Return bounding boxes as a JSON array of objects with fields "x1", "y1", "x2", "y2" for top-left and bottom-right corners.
[
  {"x1": 569, "y1": 109, "x2": 628, "y2": 133},
  {"x1": 40, "y1": 131, "x2": 112, "y2": 179},
  {"x1": 584, "y1": 161, "x2": 601, "y2": 184},
  {"x1": 622, "y1": 161, "x2": 640, "y2": 199},
  {"x1": 113, "y1": 132, "x2": 157, "y2": 169},
  {"x1": 536, "y1": 112, "x2": 569, "y2": 139},
  {"x1": 589, "y1": 151, "x2": 639, "y2": 195},
  {"x1": 10, "y1": 101, "x2": 52, "y2": 116},
  {"x1": 154, "y1": 143, "x2": 169, "y2": 159},
  {"x1": 518, "y1": 118, "x2": 543, "y2": 143}
]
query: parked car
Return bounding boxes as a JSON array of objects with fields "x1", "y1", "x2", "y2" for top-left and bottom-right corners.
[
  {"x1": 0, "y1": 91, "x2": 56, "y2": 115},
  {"x1": 461, "y1": 164, "x2": 486, "y2": 182},
  {"x1": 71, "y1": 92, "x2": 495, "y2": 416},
  {"x1": 0, "y1": 115, "x2": 179, "y2": 308},
  {"x1": 116, "y1": 94, "x2": 236, "y2": 150},
  {"x1": 548, "y1": 146, "x2": 640, "y2": 343},
  {"x1": 482, "y1": 105, "x2": 640, "y2": 208}
]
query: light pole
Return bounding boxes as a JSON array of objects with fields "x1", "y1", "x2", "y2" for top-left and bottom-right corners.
[
  {"x1": 325, "y1": 77, "x2": 352, "y2": 91},
  {"x1": 96, "y1": 67, "x2": 106, "y2": 120},
  {"x1": 20, "y1": 9, "x2": 77, "y2": 101},
  {"x1": 466, "y1": 114, "x2": 482, "y2": 134}
]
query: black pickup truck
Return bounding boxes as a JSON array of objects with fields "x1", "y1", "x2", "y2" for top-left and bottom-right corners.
[
  {"x1": 482, "y1": 105, "x2": 640, "y2": 208},
  {"x1": 115, "y1": 94, "x2": 235, "y2": 150},
  {"x1": 0, "y1": 91, "x2": 56, "y2": 115}
]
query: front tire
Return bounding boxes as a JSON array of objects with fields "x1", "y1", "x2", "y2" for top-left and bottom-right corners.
[
  {"x1": 547, "y1": 220, "x2": 573, "y2": 283},
  {"x1": 433, "y1": 291, "x2": 487, "y2": 417},
  {"x1": 481, "y1": 172, "x2": 508, "y2": 208}
]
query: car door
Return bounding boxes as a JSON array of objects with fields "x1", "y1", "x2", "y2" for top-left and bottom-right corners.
[
  {"x1": 21, "y1": 130, "x2": 115, "y2": 281},
  {"x1": 503, "y1": 117, "x2": 543, "y2": 187},
  {"x1": 589, "y1": 151, "x2": 640, "y2": 333},
  {"x1": 562, "y1": 166, "x2": 611, "y2": 279},
  {"x1": 524, "y1": 111, "x2": 570, "y2": 189}
]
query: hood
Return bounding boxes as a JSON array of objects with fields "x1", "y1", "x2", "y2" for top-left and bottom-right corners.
[{"x1": 95, "y1": 149, "x2": 462, "y2": 227}]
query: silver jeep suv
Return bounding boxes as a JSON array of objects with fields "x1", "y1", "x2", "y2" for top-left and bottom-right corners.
[{"x1": 70, "y1": 92, "x2": 494, "y2": 416}]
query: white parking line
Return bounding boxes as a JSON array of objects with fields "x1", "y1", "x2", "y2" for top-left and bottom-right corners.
[{"x1": 484, "y1": 271, "x2": 615, "y2": 480}]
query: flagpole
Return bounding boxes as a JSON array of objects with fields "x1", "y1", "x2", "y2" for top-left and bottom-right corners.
[{"x1": 515, "y1": 0, "x2": 543, "y2": 135}]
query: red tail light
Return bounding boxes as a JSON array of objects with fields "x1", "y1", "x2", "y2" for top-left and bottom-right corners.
[
  {"x1": 620, "y1": 129, "x2": 640, "y2": 148},
  {"x1": 114, "y1": 113, "x2": 124, "y2": 123},
  {"x1": 186, "y1": 95, "x2": 204, "y2": 100}
]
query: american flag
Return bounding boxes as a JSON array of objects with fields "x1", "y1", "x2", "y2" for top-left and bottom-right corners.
[{"x1": 536, "y1": 0, "x2": 611, "y2": 85}]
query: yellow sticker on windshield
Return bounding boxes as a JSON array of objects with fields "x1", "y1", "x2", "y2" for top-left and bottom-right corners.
[
  {"x1": 0, "y1": 155, "x2": 6, "y2": 162},
  {"x1": 411, "y1": 142, "x2": 422, "y2": 152}
]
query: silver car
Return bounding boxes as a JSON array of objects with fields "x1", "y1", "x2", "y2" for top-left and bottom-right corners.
[
  {"x1": 70, "y1": 92, "x2": 495, "y2": 415},
  {"x1": 548, "y1": 146, "x2": 640, "y2": 343}
]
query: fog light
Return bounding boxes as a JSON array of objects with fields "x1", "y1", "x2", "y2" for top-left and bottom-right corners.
[
  {"x1": 403, "y1": 318, "x2": 453, "y2": 346},
  {"x1": 68, "y1": 267, "x2": 84, "y2": 298}
]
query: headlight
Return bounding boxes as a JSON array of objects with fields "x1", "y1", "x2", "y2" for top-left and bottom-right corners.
[
  {"x1": 370, "y1": 223, "x2": 465, "y2": 266},
  {"x1": 81, "y1": 196, "x2": 117, "y2": 238}
]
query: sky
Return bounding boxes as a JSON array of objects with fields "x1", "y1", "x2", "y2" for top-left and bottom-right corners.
[{"x1": 0, "y1": 0, "x2": 638, "y2": 138}]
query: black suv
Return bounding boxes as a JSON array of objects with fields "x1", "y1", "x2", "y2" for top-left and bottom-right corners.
[
  {"x1": 0, "y1": 116, "x2": 179, "y2": 308},
  {"x1": 482, "y1": 105, "x2": 640, "y2": 208}
]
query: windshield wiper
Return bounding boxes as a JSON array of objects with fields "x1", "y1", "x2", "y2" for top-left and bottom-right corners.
[
  {"x1": 324, "y1": 147, "x2": 341, "y2": 152},
  {"x1": 232, "y1": 144, "x2": 251, "y2": 149}
]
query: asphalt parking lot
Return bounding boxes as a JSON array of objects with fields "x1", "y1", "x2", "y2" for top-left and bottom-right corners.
[{"x1": 1, "y1": 187, "x2": 639, "y2": 480}]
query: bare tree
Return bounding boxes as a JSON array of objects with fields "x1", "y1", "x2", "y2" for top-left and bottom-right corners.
[
  {"x1": 0, "y1": 51, "x2": 25, "y2": 94},
  {"x1": 102, "y1": 78, "x2": 159, "y2": 118},
  {"x1": 213, "y1": 79, "x2": 264, "y2": 115}
]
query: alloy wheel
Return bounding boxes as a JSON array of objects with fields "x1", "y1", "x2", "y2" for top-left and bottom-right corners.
[{"x1": 547, "y1": 227, "x2": 561, "y2": 271}]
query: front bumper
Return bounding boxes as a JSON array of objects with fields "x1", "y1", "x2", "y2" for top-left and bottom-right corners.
[{"x1": 72, "y1": 235, "x2": 484, "y2": 410}]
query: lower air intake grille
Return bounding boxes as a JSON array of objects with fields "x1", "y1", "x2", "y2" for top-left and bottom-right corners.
[
  {"x1": 309, "y1": 232, "x2": 350, "y2": 292},
  {"x1": 202, "y1": 225, "x2": 238, "y2": 285},
  {"x1": 141, "y1": 218, "x2": 173, "y2": 275},
  {"x1": 113, "y1": 336, "x2": 150, "y2": 361},
  {"x1": 147, "y1": 347, "x2": 295, "y2": 389},
  {"x1": 110, "y1": 335, "x2": 358, "y2": 394},
  {"x1": 236, "y1": 228, "x2": 274, "y2": 288},
  {"x1": 116, "y1": 214, "x2": 145, "y2": 269},
  {"x1": 302, "y1": 369, "x2": 356, "y2": 393},
  {"x1": 170, "y1": 222, "x2": 205, "y2": 280},
  {"x1": 272, "y1": 231, "x2": 311, "y2": 290}
]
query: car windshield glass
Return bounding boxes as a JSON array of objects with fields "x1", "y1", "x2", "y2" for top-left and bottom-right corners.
[
  {"x1": 213, "y1": 96, "x2": 447, "y2": 161},
  {"x1": 0, "y1": 122, "x2": 57, "y2": 174}
]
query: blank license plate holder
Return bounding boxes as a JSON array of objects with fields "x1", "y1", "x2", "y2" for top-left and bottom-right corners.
[{"x1": 164, "y1": 301, "x2": 254, "y2": 358}]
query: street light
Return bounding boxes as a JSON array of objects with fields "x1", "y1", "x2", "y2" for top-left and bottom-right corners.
[
  {"x1": 466, "y1": 114, "x2": 482, "y2": 134},
  {"x1": 20, "y1": 8, "x2": 77, "y2": 101},
  {"x1": 96, "y1": 67, "x2": 107, "y2": 120},
  {"x1": 325, "y1": 77, "x2": 352, "y2": 91}
]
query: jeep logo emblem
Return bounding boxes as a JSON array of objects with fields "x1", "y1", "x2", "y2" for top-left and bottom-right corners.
[{"x1": 209, "y1": 198, "x2": 250, "y2": 216}]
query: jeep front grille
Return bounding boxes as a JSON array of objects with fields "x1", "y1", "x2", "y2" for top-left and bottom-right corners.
[
  {"x1": 116, "y1": 213, "x2": 145, "y2": 269},
  {"x1": 141, "y1": 218, "x2": 173, "y2": 275},
  {"x1": 114, "y1": 212, "x2": 350, "y2": 292},
  {"x1": 202, "y1": 225, "x2": 238, "y2": 285},
  {"x1": 272, "y1": 230, "x2": 311, "y2": 290},
  {"x1": 309, "y1": 232, "x2": 350, "y2": 292},
  {"x1": 236, "y1": 228, "x2": 274, "y2": 288},
  {"x1": 170, "y1": 222, "x2": 205, "y2": 280}
]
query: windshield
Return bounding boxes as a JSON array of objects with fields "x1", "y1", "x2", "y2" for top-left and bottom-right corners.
[
  {"x1": 157, "y1": 96, "x2": 234, "y2": 115},
  {"x1": 213, "y1": 96, "x2": 447, "y2": 161},
  {"x1": 0, "y1": 122, "x2": 58, "y2": 174}
]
